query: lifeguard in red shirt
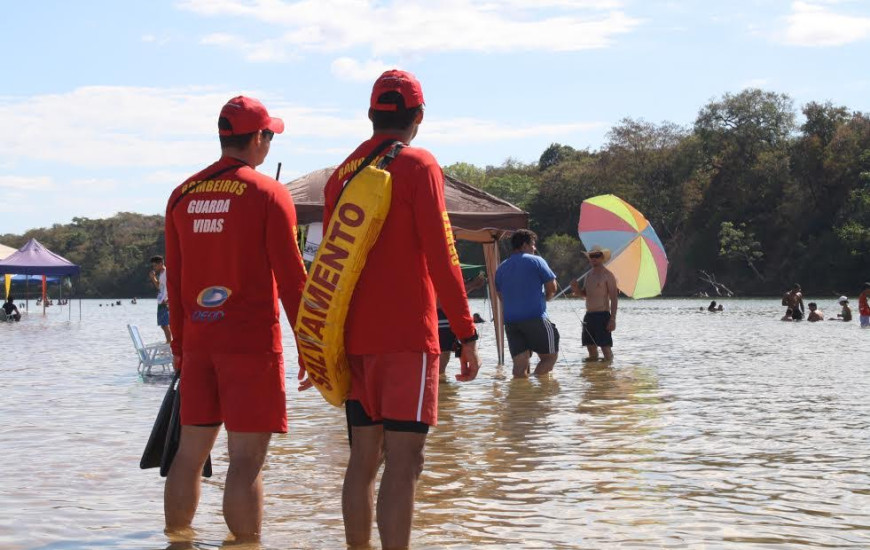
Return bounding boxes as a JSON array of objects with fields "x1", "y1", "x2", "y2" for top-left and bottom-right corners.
[
  {"x1": 163, "y1": 96, "x2": 307, "y2": 540},
  {"x1": 323, "y1": 70, "x2": 481, "y2": 549}
]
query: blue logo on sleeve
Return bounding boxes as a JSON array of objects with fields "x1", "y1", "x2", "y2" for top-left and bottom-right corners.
[{"x1": 196, "y1": 286, "x2": 232, "y2": 308}]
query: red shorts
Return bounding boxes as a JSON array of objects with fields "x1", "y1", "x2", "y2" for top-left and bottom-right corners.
[
  {"x1": 348, "y1": 352, "x2": 440, "y2": 426},
  {"x1": 179, "y1": 351, "x2": 287, "y2": 433}
]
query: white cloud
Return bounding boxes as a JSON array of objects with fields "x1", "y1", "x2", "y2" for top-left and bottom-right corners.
[
  {"x1": 0, "y1": 86, "x2": 599, "y2": 172},
  {"x1": 200, "y1": 33, "x2": 294, "y2": 62},
  {"x1": 141, "y1": 33, "x2": 172, "y2": 45},
  {"x1": 331, "y1": 57, "x2": 393, "y2": 82},
  {"x1": 0, "y1": 87, "x2": 239, "y2": 168},
  {"x1": 178, "y1": 0, "x2": 642, "y2": 61},
  {"x1": 0, "y1": 175, "x2": 54, "y2": 190},
  {"x1": 781, "y1": 1, "x2": 870, "y2": 46}
]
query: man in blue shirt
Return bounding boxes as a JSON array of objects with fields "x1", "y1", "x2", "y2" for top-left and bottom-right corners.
[{"x1": 495, "y1": 229, "x2": 560, "y2": 378}]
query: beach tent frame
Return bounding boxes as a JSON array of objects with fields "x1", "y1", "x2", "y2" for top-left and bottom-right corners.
[{"x1": 287, "y1": 168, "x2": 529, "y2": 366}]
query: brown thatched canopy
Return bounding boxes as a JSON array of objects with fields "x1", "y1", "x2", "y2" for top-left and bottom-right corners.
[{"x1": 285, "y1": 167, "x2": 528, "y2": 242}]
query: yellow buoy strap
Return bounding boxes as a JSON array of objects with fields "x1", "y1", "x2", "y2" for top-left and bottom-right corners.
[{"x1": 335, "y1": 139, "x2": 403, "y2": 203}]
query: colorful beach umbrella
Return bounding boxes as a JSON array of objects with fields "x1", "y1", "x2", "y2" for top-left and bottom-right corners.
[{"x1": 578, "y1": 194, "x2": 668, "y2": 298}]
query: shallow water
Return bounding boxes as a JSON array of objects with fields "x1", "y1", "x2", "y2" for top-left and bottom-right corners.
[{"x1": 0, "y1": 298, "x2": 868, "y2": 549}]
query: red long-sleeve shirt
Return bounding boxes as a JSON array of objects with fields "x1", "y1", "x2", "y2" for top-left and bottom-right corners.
[
  {"x1": 323, "y1": 134, "x2": 475, "y2": 355},
  {"x1": 165, "y1": 155, "x2": 307, "y2": 356}
]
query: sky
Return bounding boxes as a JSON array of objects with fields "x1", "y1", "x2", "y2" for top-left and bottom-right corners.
[{"x1": 1, "y1": 0, "x2": 870, "y2": 235}]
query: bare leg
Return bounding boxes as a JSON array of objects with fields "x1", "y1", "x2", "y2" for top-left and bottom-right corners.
[
  {"x1": 585, "y1": 345, "x2": 599, "y2": 360},
  {"x1": 223, "y1": 431, "x2": 272, "y2": 540},
  {"x1": 533, "y1": 352, "x2": 558, "y2": 376},
  {"x1": 161, "y1": 324, "x2": 172, "y2": 343},
  {"x1": 438, "y1": 351, "x2": 451, "y2": 375},
  {"x1": 164, "y1": 425, "x2": 220, "y2": 532},
  {"x1": 511, "y1": 351, "x2": 531, "y2": 378},
  {"x1": 343, "y1": 425, "x2": 384, "y2": 548},
  {"x1": 377, "y1": 430, "x2": 427, "y2": 550},
  {"x1": 601, "y1": 346, "x2": 613, "y2": 360}
]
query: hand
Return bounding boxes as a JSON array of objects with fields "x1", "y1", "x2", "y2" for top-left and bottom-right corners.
[
  {"x1": 607, "y1": 318, "x2": 616, "y2": 332},
  {"x1": 172, "y1": 355, "x2": 182, "y2": 372},
  {"x1": 297, "y1": 364, "x2": 313, "y2": 392},
  {"x1": 455, "y1": 341, "x2": 481, "y2": 382}
]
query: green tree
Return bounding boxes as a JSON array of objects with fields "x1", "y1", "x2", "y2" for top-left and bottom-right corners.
[
  {"x1": 538, "y1": 143, "x2": 578, "y2": 171},
  {"x1": 443, "y1": 162, "x2": 486, "y2": 188},
  {"x1": 540, "y1": 233, "x2": 584, "y2": 289},
  {"x1": 719, "y1": 221, "x2": 764, "y2": 280},
  {"x1": 482, "y1": 173, "x2": 538, "y2": 210}
]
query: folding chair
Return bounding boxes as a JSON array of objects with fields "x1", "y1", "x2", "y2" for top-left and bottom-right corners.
[{"x1": 127, "y1": 324, "x2": 173, "y2": 376}]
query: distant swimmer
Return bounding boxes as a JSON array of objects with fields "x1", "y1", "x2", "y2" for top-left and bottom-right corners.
[
  {"x1": 707, "y1": 300, "x2": 718, "y2": 312},
  {"x1": 2, "y1": 296, "x2": 21, "y2": 321},
  {"x1": 782, "y1": 284, "x2": 805, "y2": 321},
  {"x1": 807, "y1": 302, "x2": 824, "y2": 322},
  {"x1": 830, "y1": 296, "x2": 851, "y2": 321}
]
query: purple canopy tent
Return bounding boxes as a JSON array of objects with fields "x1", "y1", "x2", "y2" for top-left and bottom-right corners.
[{"x1": 0, "y1": 238, "x2": 81, "y2": 319}]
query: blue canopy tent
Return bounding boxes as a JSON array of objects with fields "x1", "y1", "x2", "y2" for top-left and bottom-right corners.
[{"x1": 0, "y1": 238, "x2": 81, "y2": 319}]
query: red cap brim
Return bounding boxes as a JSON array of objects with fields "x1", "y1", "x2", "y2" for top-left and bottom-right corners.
[{"x1": 267, "y1": 117, "x2": 285, "y2": 134}]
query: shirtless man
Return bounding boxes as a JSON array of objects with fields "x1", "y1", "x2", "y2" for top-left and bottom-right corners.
[
  {"x1": 807, "y1": 302, "x2": 824, "y2": 322},
  {"x1": 573, "y1": 245, "x2": 618, "y2": 360},
  {"x1": 782, "y1": 284, "x2": 805, "y2": 321}
]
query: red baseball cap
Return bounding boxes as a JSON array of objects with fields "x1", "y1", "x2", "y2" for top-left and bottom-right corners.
[
  {"x1": 370, "y1": 70, "x2": 425, "y2": 112},
  {"x1": 218, "y1": 96, "x2": 285, "y2": 136}
]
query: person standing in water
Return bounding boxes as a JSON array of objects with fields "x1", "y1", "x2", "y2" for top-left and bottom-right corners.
[
  {"x1": 573, "y1": 245, "x2": 618, "y2": 361},
  {"x1": 322, "y1": 69, "x2": 481, "y2": 550}
]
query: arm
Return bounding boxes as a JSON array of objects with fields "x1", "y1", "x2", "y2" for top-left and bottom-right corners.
[
  {"x1": 464, "y1": 272, "x2": 486, "y2": 294},
  {"x1": 607, "y1": 272, "x2": 618, "y2": 331},
  {"x1": 537, "y1": 257, "x2": 558, "y2": 301},
  {"x1": 412, "y1": 159, "x2": 479, "y2": 381},
  {"x1": 570, "y1": 279, "x2": 585, "y2": 298},
  {"x1": 266, "y1": 187, "x2": 307, "y2": 327},
  {"x1": 265, "y1": 186, "x2": 309, "y2": 387},
  {"x1": 544, "y1": 279, "x2": 557, "y2": 301},
  {"x1": 164, "y1": 198, "x2": 183, "y2": 363}
]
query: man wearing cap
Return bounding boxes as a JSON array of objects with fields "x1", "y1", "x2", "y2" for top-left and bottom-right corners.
[
  {"x1": 495, "y1": 229, "x2": 560, "y2": 378},
  {"x1": 162, "y1": 96, "x2": 308, "y2": 540},
  {"x1": 574, "y1": 245, "x2": 618, "y2": 361},
  {"x1": 322, "y1": 70, "x2": 481, "y2": 549}
]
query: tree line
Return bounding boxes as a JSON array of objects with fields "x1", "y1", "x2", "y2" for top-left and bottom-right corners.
[
  {"x1": 1, "y1": 212, "x2": 165, "y2": 298},
  {"x1": 3, "y1": 89, "x2": 868, "y2": 298},
  {"x1": 450, "y1": 88, "x2": 870, "y2": 297}
]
